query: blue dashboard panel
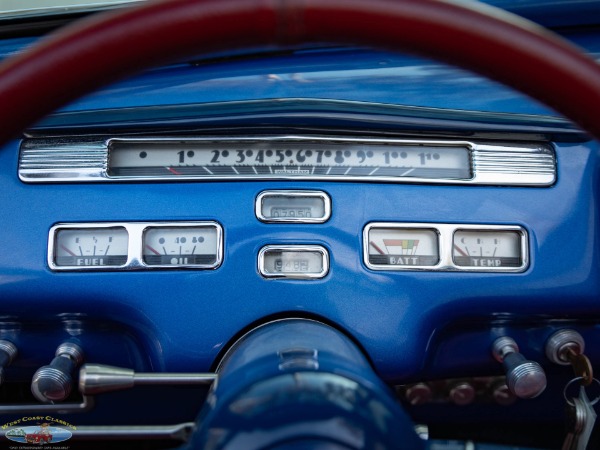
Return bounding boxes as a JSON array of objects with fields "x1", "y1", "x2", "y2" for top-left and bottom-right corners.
[{"x1": 1, "y1": 135, "x2": 599, "y2": 377}]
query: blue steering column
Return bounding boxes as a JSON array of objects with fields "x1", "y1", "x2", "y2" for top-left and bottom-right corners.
[{"x1": 188, "y1": 318, "x2": 424, "y2": 449}]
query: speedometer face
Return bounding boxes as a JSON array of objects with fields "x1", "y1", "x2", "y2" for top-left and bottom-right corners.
[{"x1": 108, "y1": 139, "x2": 471, "y2": 181}]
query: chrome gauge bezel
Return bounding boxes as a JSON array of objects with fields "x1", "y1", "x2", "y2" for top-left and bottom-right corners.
[
  {"x1": 20, "y1": 135, "x2": 556, "y2": 186},
  {"x1": 258, "y1": 245, "x2": 330, "y2": 279},
  {"x1": 363, "y1": 223, "x2": 529, "y2": 272},
  {"x1": 255, "y1": 190, "x2": 332, "y2": 224},
  {"x1": 48, "y1": 221, "x2": 223, "y2": 271}
]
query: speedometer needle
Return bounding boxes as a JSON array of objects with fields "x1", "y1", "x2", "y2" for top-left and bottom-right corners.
[{"x1": 166, "y1": 166, "x2": 182, "y2": 175}]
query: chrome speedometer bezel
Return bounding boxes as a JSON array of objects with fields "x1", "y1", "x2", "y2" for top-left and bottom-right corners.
[{"x1": 20, "y1": 135, "x2": 556, "y2": 186}]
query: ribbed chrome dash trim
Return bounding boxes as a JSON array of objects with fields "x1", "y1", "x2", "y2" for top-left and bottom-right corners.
[
  {"x1": 18, "y1": 136, "x2": 556, "y2": 186},
  {"x1": 19, "y1": 141, "x2": 107, "y2": 180}
]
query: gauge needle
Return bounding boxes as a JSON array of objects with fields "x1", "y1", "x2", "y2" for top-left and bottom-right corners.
[
  {"x1": 145, "y1": 245, "x2": 160, "y2": 255},
  {"x1": 370, "y1": 241, "x2": 385, "y2": 255},
  {"x1": 60, "y1": 245, "x2": 76, "y2": 257},
  {"x1": 453, "y1": 244, "x2": 468, "y2": 257},
  {"x1": 166, "y1": 166, "x2": 182, "y2": 175}
]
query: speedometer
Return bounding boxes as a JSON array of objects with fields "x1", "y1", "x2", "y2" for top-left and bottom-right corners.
[
  {"x1": 108, "y1": 137, "x2": 471, "y2": 181},
  {"x1": 20, "y1": 136, "x2": 557, "y2": 186}
]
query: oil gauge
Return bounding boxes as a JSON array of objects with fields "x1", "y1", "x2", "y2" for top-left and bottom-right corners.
[{"x1": 143, "y1": 224, "x2": 222, "y2": 268}]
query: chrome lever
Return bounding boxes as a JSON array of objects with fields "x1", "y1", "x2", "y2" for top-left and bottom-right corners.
[{"x1": 79, "y1": 364, "x2": 217, "y2": 395}]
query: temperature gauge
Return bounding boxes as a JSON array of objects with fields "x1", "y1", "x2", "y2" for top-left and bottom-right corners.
[
  {"x1": 453, "y1": 230, "x2": 523, "y2": 268},
  {"x1": 365, "y1": 225, "x2": 439, "y2": 270},
  {"x1": 51, "y1": 227, "x2": 128, "y2": 269},
  {"x1": 143, "y1": 224, "x2": 222, "y2": 268}
]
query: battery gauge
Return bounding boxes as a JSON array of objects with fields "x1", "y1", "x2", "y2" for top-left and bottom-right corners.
[
  {"x1": 453, "y1": 230, "x2": 523, "y2": 268},
  {"x1": 365, "y1": 225, "x2": 439, "y2": 270}
]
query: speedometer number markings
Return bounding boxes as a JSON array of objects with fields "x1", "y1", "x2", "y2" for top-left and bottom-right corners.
[{"x1": 108, "y1": 140, "x2": 471, "y2": 181}]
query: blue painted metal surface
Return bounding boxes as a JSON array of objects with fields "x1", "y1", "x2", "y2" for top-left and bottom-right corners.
[{"x1": 0, "y1": 137, "x2": 598, "y2": 380}]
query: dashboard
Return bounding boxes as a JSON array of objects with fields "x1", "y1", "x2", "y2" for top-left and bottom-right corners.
[{"x1": 0, "y1": 1, "x2": 600, "y2": 449}]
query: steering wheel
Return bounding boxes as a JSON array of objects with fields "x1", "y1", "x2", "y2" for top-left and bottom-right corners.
[{"x1": 0, "y1": 0, "x2": 599, "y2": 145}]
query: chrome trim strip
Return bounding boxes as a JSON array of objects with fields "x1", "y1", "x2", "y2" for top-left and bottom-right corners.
[
  {"x1": 258, "y1": 245, "x2": 329, "y2": 279},
  {"x1": 255, "y1": 190, "x2": 332, "y2": 223},
  {"x1": 72, "y1": 422, "x2": 194, "y2": 441},
  {"x1": 20, "y1": 136, "x2": 556, "y2": 186},
  {"x1": 363, "y1": 223, "x2": 529, "y2": 273},
  {"x1": 48, "y1": 221, "x2": 223, "y2": 271},
  {"x1": 0, "y1": 396, "x2": 93, "y2": 414},
  {"x1": 0, "y1": 1, "x2": 143, "y2": 21}
]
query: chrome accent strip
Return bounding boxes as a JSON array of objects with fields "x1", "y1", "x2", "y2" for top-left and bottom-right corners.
[
  {"x1": 20, "y1": 136, "x2": 556, "y2": 186},
  {"x1": 48, "y1": 221, "x2": 223, "y2": 272},
  {"x1": 0, "y1": 1, "x2": 143, "y2": 21},
  {"x1": 79, "y1": 364, "x2": 216, "y2": 395},
  {"x1": 255, "y1": 190, "x2": 332, "y2": 223},
  {"x1": 0, "y1": 396, "x2": 93, "y2": 414},
  {"x1": 258, "y1": 245, "x2": 329, "y2": 279},
  {"x1": 363, "y1": 223, "x2": 528, "y2": 273},
  {"x1": 72, "y1": 422, "x2": 194, "y2": 441}
]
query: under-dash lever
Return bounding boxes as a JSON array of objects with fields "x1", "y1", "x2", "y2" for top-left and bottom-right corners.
[{"x1": 79, "y1": 364, "x2": 217, "y2": 395}]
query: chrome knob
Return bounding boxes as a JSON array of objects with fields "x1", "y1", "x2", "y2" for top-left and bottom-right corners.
[
  {"x1": 31, "y1": 342, "x2": 83, "y2": 402},
  {"x1": 492, "y1": 337, "x2": 546, "y2": 399},
  {"x1": 0, "y1": 340, "x2": 17, "y2": 385},
  {"x1": 545, "y1": 329, "x2": 585, "y2": 365},
  {"x1": 404, "y1": 383, "x2": 432, "y2": 406},
  {"x1": 449, "y1": 382, "x2": 475, "y2": 406},
  {"x1": 491, "y1": 380, "x2": 516, "y2": 406}
]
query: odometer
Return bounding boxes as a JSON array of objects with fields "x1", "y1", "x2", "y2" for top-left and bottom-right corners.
[{"x1": 259, "y1": 245, "x2": 329, "y2": 279}]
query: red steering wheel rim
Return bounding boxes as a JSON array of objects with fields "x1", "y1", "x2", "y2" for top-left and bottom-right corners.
[{"x1": 0, "y1": 0, "x2": 599, "y2": 143}]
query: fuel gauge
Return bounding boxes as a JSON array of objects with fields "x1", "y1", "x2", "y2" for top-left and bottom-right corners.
[{"x1": 51, "y1": 227, "x2": 128, "y2": 269}]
